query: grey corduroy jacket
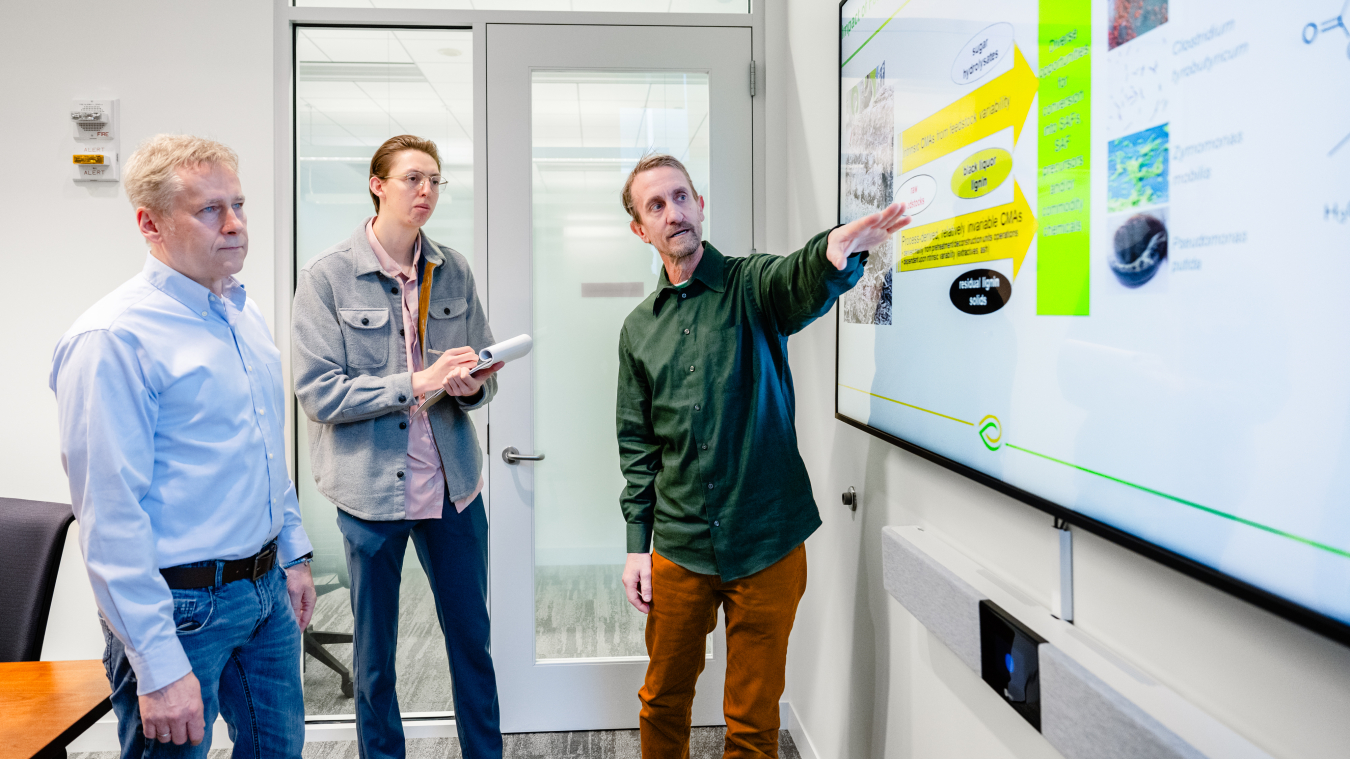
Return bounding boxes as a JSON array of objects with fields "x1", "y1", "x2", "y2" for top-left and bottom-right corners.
[{"x1": 292, "y1": 221, "x2": 496, "y2": 521}]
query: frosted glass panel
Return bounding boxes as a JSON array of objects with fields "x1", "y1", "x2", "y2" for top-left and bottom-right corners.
[
  {"x1": 296, "y1": 27, "x2": 473, "y2": 269},
  {"x1": 294, "y1": 26, "x2": 474, "y2": 717},
  {"x1": 295, "y1": 0, "x2": 749, "y2": 13},
  {"x1": 531, "y1": 71, "x2": 710, "y2": 660}
]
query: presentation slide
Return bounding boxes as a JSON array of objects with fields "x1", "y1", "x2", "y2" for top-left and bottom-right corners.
[{"x1": 838, "y1": 0, "x2": 1350, "y2": 631}]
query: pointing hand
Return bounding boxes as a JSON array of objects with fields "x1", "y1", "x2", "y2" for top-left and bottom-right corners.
[{"x1": 825, "y1": 202, "x2": 911, "y2": 270}]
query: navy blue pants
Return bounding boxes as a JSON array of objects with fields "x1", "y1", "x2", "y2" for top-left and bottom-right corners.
[{"x1": 336, "y1": 494, "x2": 502, "y2": 759}]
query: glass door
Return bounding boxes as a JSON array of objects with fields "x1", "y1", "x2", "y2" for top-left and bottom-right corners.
[
  {"x1": 485, "y1": 23, "x2": 754, "y2": 732},
  {"x1": 293, "y1": 25, "x2": 476, "y2": 720}
]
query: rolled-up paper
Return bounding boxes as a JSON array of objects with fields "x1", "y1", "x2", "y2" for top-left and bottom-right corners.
[
  {"x1": 413, "y1": 334, "x2": 532, "y2": 416},
  {"x1": 471, "y1": 333, "x2": 532, "y2": 374}
]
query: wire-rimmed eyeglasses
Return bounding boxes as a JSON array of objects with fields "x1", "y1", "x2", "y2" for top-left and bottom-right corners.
[{"x1": 380, "y1": 171, "x2": 449, "y2": 193}]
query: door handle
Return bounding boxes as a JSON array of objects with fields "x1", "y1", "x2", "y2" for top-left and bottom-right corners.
[{"x1": 503, "y1": 446, "x2": 545, "y2": 465}]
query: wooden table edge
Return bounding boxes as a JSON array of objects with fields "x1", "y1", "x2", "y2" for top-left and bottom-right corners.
[
  {"x1": 40, "y1": 696, "x2": 112, "y2": 756},
  {"x1": 0, "y1": 660, "x2": 112, "y2": 759}
]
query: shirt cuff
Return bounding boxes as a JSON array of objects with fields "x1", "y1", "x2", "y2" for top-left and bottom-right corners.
[
  {"x1": 393, "y1": 372, "x2": 416, "y2": 407},
  {"x1": 276, "y1": 524, "x2": 314, "y2": 566},
  {"x1": 126, "y1": 634, "x2": 193, "y2": 696},
  {"x1": 844, "y1": 250, "x2": 870, "y2": 272},
  {"x1": 627, "y1": 522, "x2": 653, "y2": 554},
  {"x1": 812, "y1": 227, "x2": 870, "y2": 279}
]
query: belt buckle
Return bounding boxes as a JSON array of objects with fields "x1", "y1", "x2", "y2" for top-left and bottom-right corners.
[{"x1": 251, "y1": 543, "x2": 276, "y2": 581}]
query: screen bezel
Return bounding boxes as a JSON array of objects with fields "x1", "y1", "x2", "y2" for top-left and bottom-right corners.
[{"x1": 833, "y1": 0, "x2": 1350, "y2": 648}]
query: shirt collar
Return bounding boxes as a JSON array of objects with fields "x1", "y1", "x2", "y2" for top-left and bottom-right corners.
[
  {"x1": 351, "y1": 217, "x2": 444, "y2": 277},
  {"x1": 366, "y1": 217, "x2": 421, "y2": 281},
  {"x1": 652, "y1": 241, "x2": 726, "y2": 313},
  {"x1": 142, "y1": 254, "x2": 246, "y2": 319}
]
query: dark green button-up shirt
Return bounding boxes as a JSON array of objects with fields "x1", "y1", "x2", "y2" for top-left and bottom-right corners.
[{"x1": 616, "y1": 230, "x2": 867, "y2": 580}]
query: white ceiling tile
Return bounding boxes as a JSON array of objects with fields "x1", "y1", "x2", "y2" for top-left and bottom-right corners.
[
  {"x1": 395, "y1": 32, "x2": 473, "y2": 64},
  {"x1": 316, "y1": 38, "x2": 414, "y2": 64},
  {"x1": 294, "y1": 0, "x2": 373, "y2": 8},
  {"x1": 415, "y1": 62, "x2": 474, "y2": 85},
  {"x1": 297, "y1": 81, "x2": 368, "y2": 99},
  {"x1": 296, "y1": 37, "x2": 330, "y2": 62}
]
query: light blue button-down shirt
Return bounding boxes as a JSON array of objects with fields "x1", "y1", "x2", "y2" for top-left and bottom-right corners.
[{"x1": 50, "y1": 255, "x2": 312, "y2": 694}]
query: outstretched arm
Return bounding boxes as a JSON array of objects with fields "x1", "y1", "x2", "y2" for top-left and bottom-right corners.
[
  {"x1": 751, "y1": 202, "x2": 911, "y2": 335},
  {"x1": 825, "y1": 202, "x2": 910, "y2": 269}
]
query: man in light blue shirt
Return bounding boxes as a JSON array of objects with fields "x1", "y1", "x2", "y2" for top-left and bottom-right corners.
[{"x1": 50, "y1": 135, "x2": 315, "y2": 756}]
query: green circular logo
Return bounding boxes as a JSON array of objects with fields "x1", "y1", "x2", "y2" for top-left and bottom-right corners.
[{"x1": 978, "y1": 415, "x2": 1003, "y2": 451}]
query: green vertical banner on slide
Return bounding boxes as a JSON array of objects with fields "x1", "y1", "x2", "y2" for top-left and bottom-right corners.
[{"x1": 1037, "y1": 0, "x2": 1091, "y2": 315}]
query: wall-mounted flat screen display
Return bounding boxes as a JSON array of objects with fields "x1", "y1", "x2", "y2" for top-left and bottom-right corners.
[{"x1": 837, "y1": 0, "x2": 1350, "y2": 641}]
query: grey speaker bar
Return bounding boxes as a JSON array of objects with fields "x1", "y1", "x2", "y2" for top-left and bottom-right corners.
[
  {"x1": 1041, "y1": 645, "x2": 1206, "y2": 759},
  {"x1": 881, "y1": 526, "x2": 986, "y2": 673},
  {"x1": 880, "y1": 526, "x2": 1272, "y2": 759}
]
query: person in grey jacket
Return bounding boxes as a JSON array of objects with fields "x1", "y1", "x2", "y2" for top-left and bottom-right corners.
[{"x1": 292, "y1": 134, "x2": 503, "y2": 759}]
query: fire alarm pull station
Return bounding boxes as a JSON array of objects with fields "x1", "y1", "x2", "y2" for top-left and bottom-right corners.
[{"x1": 71, "y1": 99, "x2": 119, "y2": 182}]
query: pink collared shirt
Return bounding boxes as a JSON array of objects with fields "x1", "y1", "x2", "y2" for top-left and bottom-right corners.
[{"x1": 366, "y1": 219, "x2": 483, "y2": 517}]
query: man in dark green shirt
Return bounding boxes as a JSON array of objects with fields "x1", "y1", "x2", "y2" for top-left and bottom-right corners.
[{"x1": 616, "y1": 154, "x2": 908, "y2": 758}]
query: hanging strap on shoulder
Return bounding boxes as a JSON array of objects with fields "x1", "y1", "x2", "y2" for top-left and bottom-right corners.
[{"x1": 417, "y1": 245, "x2": 438, "y2": 369}]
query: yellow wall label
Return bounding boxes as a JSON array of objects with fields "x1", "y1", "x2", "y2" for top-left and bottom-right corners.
[{"x1": 952, "y1": 147, "x2": 1012, "y2": 198}]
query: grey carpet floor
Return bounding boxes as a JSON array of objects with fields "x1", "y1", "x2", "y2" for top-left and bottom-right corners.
[
  {"x1": 534, "y1": 565, "x2": 647, "y2": 660},
  {"x1": 303, "y1": 560, "x2": 653, "y2": 715},
  {"x1": 71, "y1": 727, "x2": 802, "y2": 758},
  {"x1": 304, "y1": 555, "x2": 454, "y2": 715}
]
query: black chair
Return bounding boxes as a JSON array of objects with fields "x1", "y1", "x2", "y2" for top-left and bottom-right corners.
[
  {"x1": 0, "y1": 498, "x2": 76, "y2": 662},
  {"x1": 304, "y1": 549, "x2": 354, "y2": 697}
]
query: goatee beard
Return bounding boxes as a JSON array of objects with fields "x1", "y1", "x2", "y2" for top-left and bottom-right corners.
[{"x1": 666, "y1": 232, "x2": 700, "y2": 259}]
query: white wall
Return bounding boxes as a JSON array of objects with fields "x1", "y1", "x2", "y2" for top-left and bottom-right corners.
[
  {"x1": 769, "y1": 2, "x2": 1350, "y2": 759},
  {"x1": 1, "y1": 0, "x2": 278, "y2": 660}
]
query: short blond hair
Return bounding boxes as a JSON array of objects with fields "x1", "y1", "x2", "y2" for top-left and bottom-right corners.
[
  {"x1": 621, "y1": 153, "x2": 699, "y2": 223},
  {"x1": 123, "y1": 135, "x2": 239, "y2": 216}
]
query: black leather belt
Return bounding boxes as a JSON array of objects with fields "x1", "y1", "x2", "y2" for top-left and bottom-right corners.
[{"x1": 160, "y1": 542, "x2": 278, "y2": 590}]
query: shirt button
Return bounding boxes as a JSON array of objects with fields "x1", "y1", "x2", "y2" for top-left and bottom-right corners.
[
  {"x1": 399, "y1": 422, "x2": 407, "y2": 429},
  {"x1": 361, "y1": 317, "x2": 370, "y2": 325},
  {"x1": 268, "y1": 453, "x2": 274, "y2": 459},
  {"x1": 681, "y1": 293, "x2": 687, "y2": 299},
  {"x1": 397, "y1": 471, "x2": 405, "y2": 479},
  {"x1": 683, "y1": 328, "x2": 690, "y2": 335},
  {"x1": 701, "y1": 444, "x2": 708, "y2": 450},
  {"x1": 247, "y1": 365, "x2": 253, "y2": 372},
  {"x1": 714, "y1": 521, "x2": 720, "y2": 527},
  {"x1": 391, "y1": 286, "x2": 400, "y2": 295},
  {"x1": 258, "y1": 408, "x2": 265, "y2": 416},
  {"x1": 201, "y1": 310, "x2": 208, "y2": 317},
  {"x1": 689, "y1": 366, "x2": 695, "y2": 373},
  {"x1": 398, "y1": 395, "x2": 407, "y2": 403},
  {"x1": 694, "y1": 404, "x2": 700, "y2": 411},
  {"x1": 400, "y1": 329, "x2": 405, "y2": 337},
  {"x1": 707, "y1": 483, "x2": 714, "y2": 490}
]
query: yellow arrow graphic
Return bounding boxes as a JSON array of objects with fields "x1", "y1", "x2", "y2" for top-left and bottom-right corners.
[
  {"x1": 897, "y1": 181, "x2": 1038, "y2": 278},
  {"x1": 900, "y1": 47, "x2": 1038, "y2": 173}
]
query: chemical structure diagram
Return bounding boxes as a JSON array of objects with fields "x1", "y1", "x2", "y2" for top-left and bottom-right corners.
[{"x1": 1304, "y1": 0, "x2": 1350, "y2": 58}]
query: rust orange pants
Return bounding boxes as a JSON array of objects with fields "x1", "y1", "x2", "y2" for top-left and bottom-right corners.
[{"x1": 639, "y1": 545, "x2": 807, "y2": 759}]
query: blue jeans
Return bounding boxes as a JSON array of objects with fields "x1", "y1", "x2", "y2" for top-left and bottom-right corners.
[
  {"x1": 336, "y1": 494, "x2": 501, "y2": 759},
  {"x1": 102, "y1": 563, "x2": 304, "y2": 759}
]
